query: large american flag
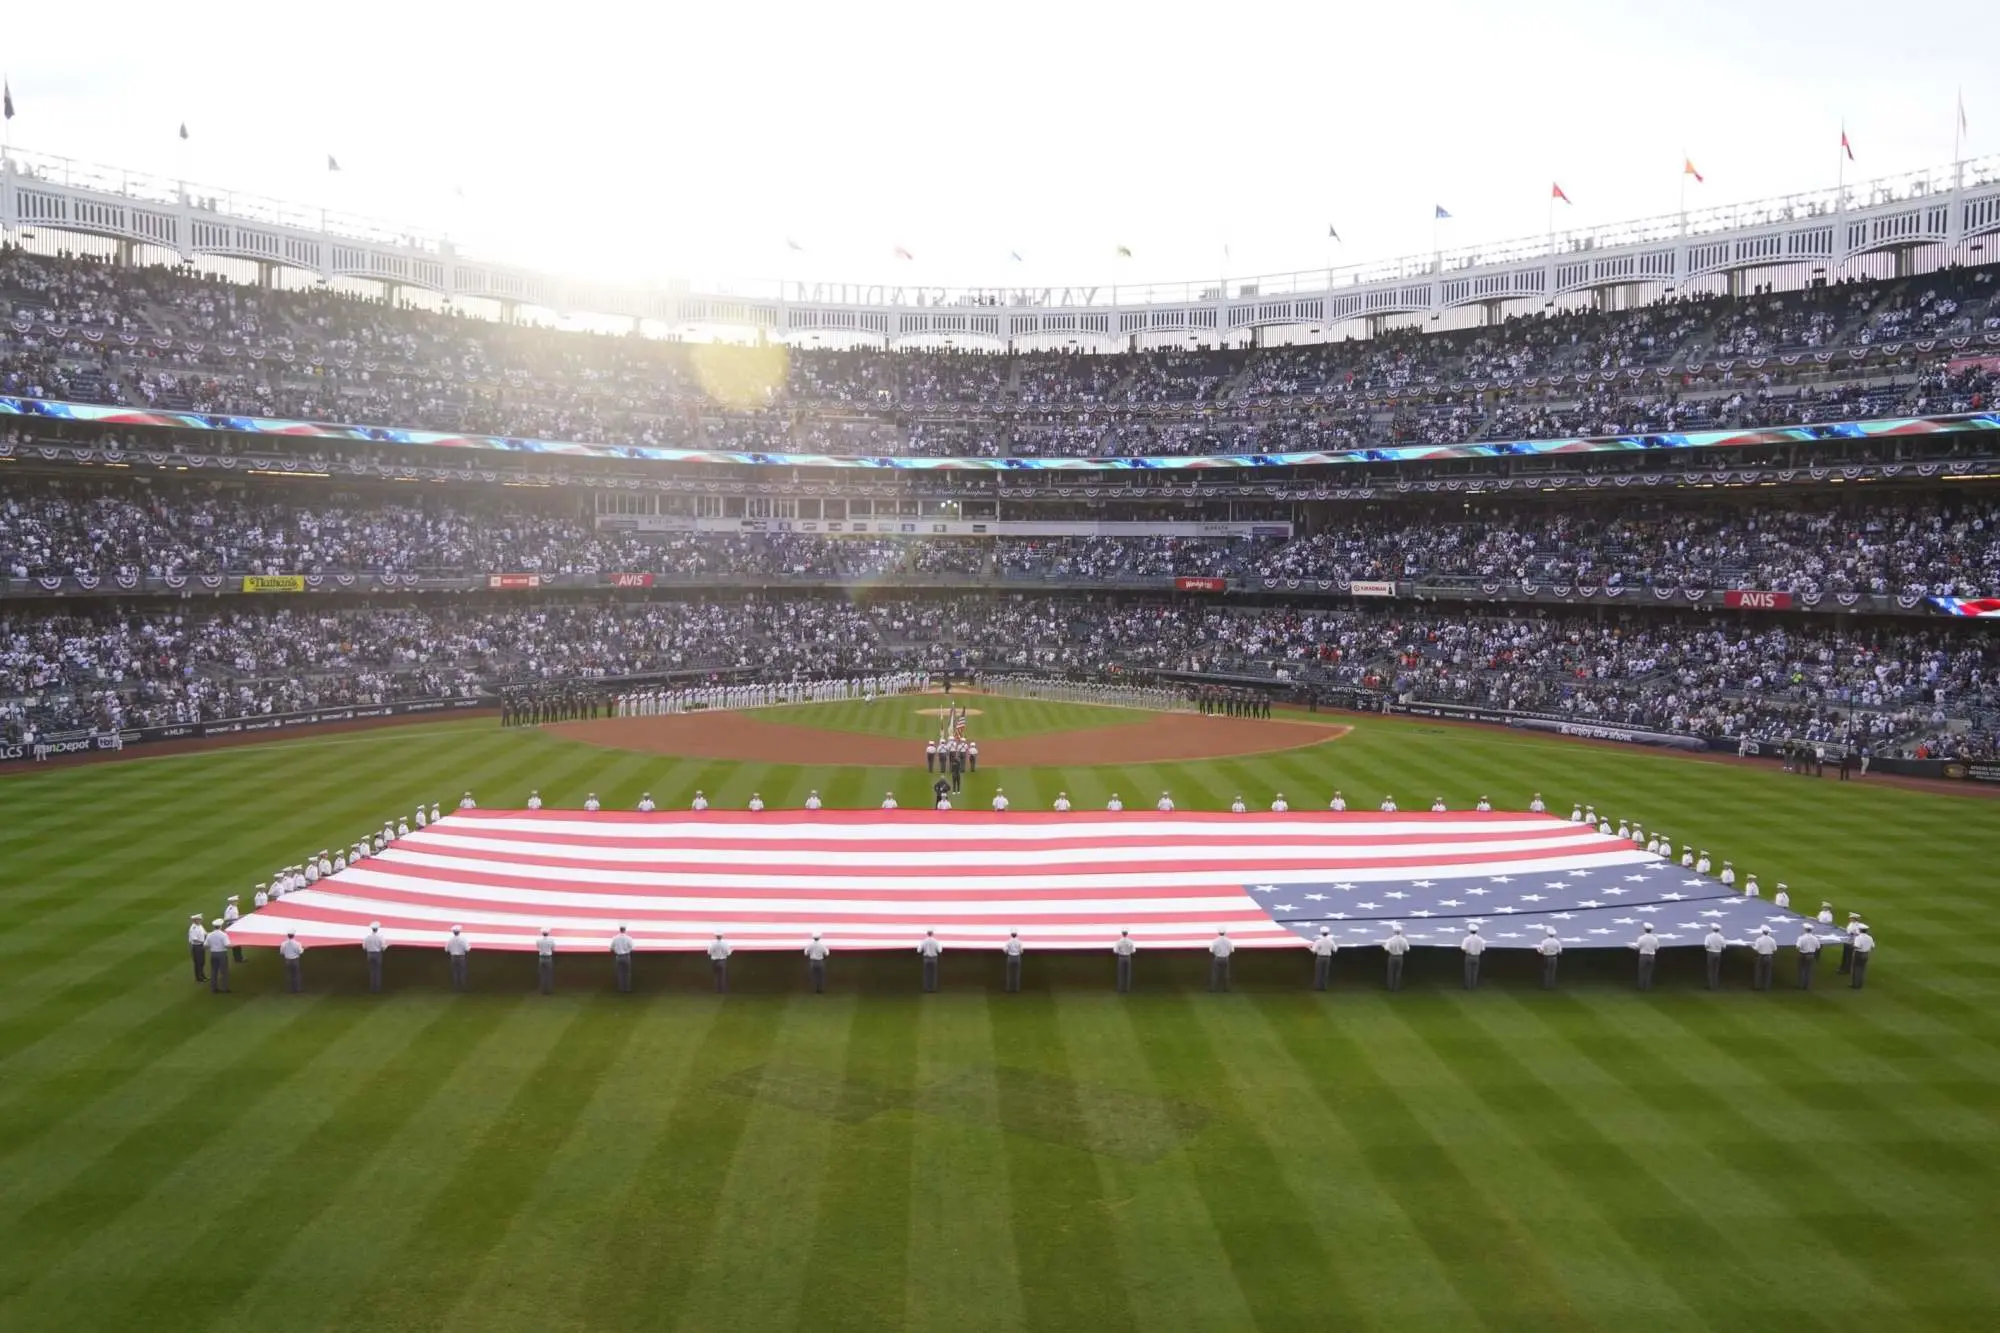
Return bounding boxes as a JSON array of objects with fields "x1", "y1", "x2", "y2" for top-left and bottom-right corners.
[{"x1": 223, "y1": 810, "x2": 1836, "y2": 952}]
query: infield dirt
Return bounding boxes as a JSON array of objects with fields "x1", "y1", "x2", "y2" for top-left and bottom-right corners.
[{"x1": 550, "y1": 710, "x2": 1349, "y2": 766}]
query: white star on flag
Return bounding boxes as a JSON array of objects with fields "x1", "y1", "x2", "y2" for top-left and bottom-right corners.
[
  {"x1": 1253, "y1": 884, "x2": 1278, "y2": 893},
  {"x1": 1333, "y1": 882, "x2": 1356, "y2": 891},
  {"x1": 1276, "y1": 904, "x2": 1297, "y2": 912},
  {"x1": 1615, "y1": 917, "x2": 1638, "y2": 925},
  {"x1": 1466, "y1": 888, "x2": 1490, "y2": 896},
  {"x1": 1499, "y1": 932, "x2": 1523, "y2": 939},
  {"x1": 1411, "y1": 909, "x2": 1434, "y2": 917},
  {"x1": 1385, "y1": 891, "x2": 1408, "y2": 900},
  {"x1": 1305, "y1": 893, "x2": 1327, "y2": 901},
  {"x1": 1624, "y1": 874, "x2": 1649, "y2": 882},
  {"x1": 1491, "y1": 876, "x2": 1514, "y2": 884},
  {"x1": 1603, "y1": 887, "x2": 1629, "y2": 895},
  {"x1": 1519, "y1": 894, "x2": 1545, "y2": 903},
  {"x1": 1589, "y1": 928, "x2": 1614, "y2": 935},
  {"x1": 1551, "y1": 912, "x2": 1575, "y2": 920},
  {"x1": 1411, "y1": 880, "x2": 1435, "y2": 888},
  {"x1": 1661, "y1": 893, "x2": 1686, "y2": 901},
  {"x1": 1357, "y1": 902, "x2": 1380, "y2": 911},
  {"x1": 1439, "y1": 899, "x2": 1461, "y2": 908},
  {"x1": 1637, "y1": 905, "x2": 1663, "y2": 913},
  {"x1": 1496, "y1": 906, "x2": 1517, "y2": 914}
]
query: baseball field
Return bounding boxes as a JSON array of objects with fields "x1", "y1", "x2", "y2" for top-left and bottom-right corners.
[{"x1": 1, "y1": 694, "x2": 1995, "y2": 1333}]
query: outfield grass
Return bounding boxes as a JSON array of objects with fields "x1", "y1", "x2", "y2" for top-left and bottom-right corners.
[{"x1": 1, "y1": 710, "x2": 1996, "y2": 1332}]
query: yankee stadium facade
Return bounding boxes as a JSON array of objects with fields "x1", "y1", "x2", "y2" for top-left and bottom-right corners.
[{"x1": 5, "y1": 145, "x2": 1999, "y2": 346}]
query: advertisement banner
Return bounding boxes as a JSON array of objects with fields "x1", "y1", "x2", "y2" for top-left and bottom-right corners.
[
  {"x1": 608, "y1": 573, "x2": 655, "y2": 589},
  {"x1": 487, "y1": 574, "x2": 543, "y2": 590},
  {"x1": 1723, "y1": 589, "x2": 1794, "y2": 610},
  {"x1": 1175, "y1": 577, "x2": 1227, "y2": 593},
  {"x1": 240, "y1": 574, "x2": 306, "y2": 593},
  {"x1": 1349, "y1": 580, "x2": 1396, "y2": 597}
]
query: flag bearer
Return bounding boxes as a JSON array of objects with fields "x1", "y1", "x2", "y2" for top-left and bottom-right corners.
[
  {"x1": 364, "y1": 922, "x2": 387, "y2": 993},
  {"x1": 918, "y1": 930, "x2": 943, "y2": 992},
  {"x1": 1209, "y1": 930, "x2": 1234, "y2": 992},
  {"x1": 537, "y1": 928, "x2": 556, "y2": 994},
  {"x1": 1704, "y1": 924, "x2": 1727, "y2": 990},
  {"x1": 709, "y1": 934, "x2": 732, "y2": 993},
  {"x1": 1383, "y1": 924, "x2": 1409, "y2": 991},
  {"x1": 206, "y1": 919, "x2": 232, "y2": 993},
  {"x1": 1461, "y1": 923, "x2": 1485, "y2": 989},
  {"x1": 1752, "y1": 926, "x2": 1777, "y2": 991},
  {"x1": 1795, "y1": 925, "x2": 1821, "y2": 990},
  {"x1": 188, "y1": 913, "x2": 208, "y2": 983},
  {"x1": 805, "y1": 933, "x2": 829, "y2": 993},
  {"x1": 1633, "y1": 923, "x2": 1659, "y2": 990},
  {"x1": 611, "y1": 925, "x2": 635, "y2": 992},
  {"x1": 280, "y1": 932, "x2": 304, "y2": 993},
  {"x1": 446, "y1": 925, "x2": 471, "y2": 991},
  {"x1": 1537, "y1": 926, "x2": 1562, "y2": 989},
  {"x1": 1003, "y1": 931, "x2": 1024, "y2": 993},
  {"x1": 1849, "y1": 926, "x2": 1874, "y2": 989},
  {"x1": 1113, "y1": 930, "x2": 1136, "y2": 992},
  {"x1": 1311, "y1": 927, "x2": 1337, "y2": 990}
]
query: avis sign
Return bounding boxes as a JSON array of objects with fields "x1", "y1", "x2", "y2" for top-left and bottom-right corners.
[{"x1": 1723, "y1": 590, "x2": 1794, "y2": 610}]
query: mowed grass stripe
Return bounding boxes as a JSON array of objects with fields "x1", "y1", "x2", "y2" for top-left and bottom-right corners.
[
  {"x1": 1049, "y1": 993, "x2": 1260, "y2": 1332},
  {"x1": 0, "y1": 995, "x2": 377, "y2": 1298},
  {"x1": 324, "y1": 995, "x2": 644, "y2": 1329},
  {"x1": 903, "y1": 992, "x2": 1027, "y2": 1333},
  {"x1": 990, "y1": 992, "x2": 1138, "y2": 1333},
  {"x1": 588, "y1": 999, "x2": 787, "y2": 1328},
  {"x1": 1121, "y1": 991, "x2": 1354, "y2": 1333},
  {"x1": 10, "y1": 998, "x2": 470, "y2": 1332},
  {"x1": 795, "y1": 961, "x2": 921, "y2": 1328},
  {"x1": 667, "y1": 995, "x2": 862, "y2": 1333}
]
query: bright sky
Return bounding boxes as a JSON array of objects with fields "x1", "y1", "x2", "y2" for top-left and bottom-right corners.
[{"x1": 2, "y1": 0, "x2": 1990, "y2": 295}]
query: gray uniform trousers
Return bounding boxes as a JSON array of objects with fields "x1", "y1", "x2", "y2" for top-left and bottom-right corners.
[
  {"x1": 191, "y1": 941, "x2": 207, "y2": 982},
  {"x1": 1797, "y1": 954, "x2": 1816, "y2": 989},
  {"x1": 1115, "y1": 954, "x2": 1133, "y2": 993},
  {"x1": 1705, "y1": 951, "x2": 1722, "y2": 990},
  {"x1": 1836, "y1": 941, "x2": 1853, "y2": 974},
  {"x1": 1753, "y1": 954, "x2": 1772, "y2": 990},
  {"x1": 1386, "y1": 954, "x2": 1404, "y2": 991},
  {"x1": 1637, "y1": 954, "x2": 1656, "y2": 991},
  {"x1": 713, "y1": 960, "x2": 728, "y2": 993},
  {"x1": 922, "y1": 956, "x2": 939, "y2": 993},
  {"x1": 1541, "y1": 954, "x2": 1558, "y2": 990},
  {"x1": 538, "y1": 956, "x2": 554, "y2": 994},
  {"x1": 450, "y1": 954, "x2": 469, "y2": 991},
  {"x1": 1849, "y1": 952, "x2": 1869, "y2": 989},
  {"x1": 1313, "y1": 953, "x2": 1332, "y2": 991},
  {"x1": 1210, "y1": 957, "x2": 1230, "y2": 992},
  {"x1": 209, "y1": 951, "x2": 230, "y2": 993},
  {"x1": 1004, "y1": 954, "x2": 1021, "y2": 993},
  {"x1": 1463, "y1": 954, "x2": 1481, "y2": 989},
  {"x1": 614, "y1": 954, "x2": 632, "y2": 992},
  {"x1": 285, "y1": 959, "x2": 302, "y2": 993},
  {"x1": 809, "y1": 959, "x2": 826, "y2": 993},
  {"x1": 367, "y1": 951, "x2": 383, "y2": 993}
]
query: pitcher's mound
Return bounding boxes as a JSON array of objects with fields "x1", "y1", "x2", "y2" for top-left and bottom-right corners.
[
  {"x1": 549, "y1": 712, "x2": 1347, "y2": 766},
  {"x1": 914, "y1": 707, "x2": 985, "y2": 718}
]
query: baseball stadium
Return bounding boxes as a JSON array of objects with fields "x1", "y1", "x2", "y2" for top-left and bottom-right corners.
[{"x1": 4, "y1": 14, "x2": 2000, "y2": 1331}]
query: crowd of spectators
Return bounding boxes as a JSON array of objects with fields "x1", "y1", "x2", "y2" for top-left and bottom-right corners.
[
  {"x1": 6, "y1": 248, "x2": 2000, "y2": 459},
  {"x1": 6, "y1": 478, "x2": 1996, "y2": 600},
  {"x1": 3, "y1": 598, "x2": 1992, "y2": 761}
]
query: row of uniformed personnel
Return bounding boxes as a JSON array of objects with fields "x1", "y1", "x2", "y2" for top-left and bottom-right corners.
[{"x1": 190, "y1": 920, "x2": 1874, "y2": 993}]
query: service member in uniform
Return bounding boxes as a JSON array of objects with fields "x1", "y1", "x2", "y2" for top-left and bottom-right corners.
[
  {"x1": 1329, "y1": 791, "x2": 1346, "y2": 811},
  {"x1": 223, "y1": 895, "x2": 244, "y2": 962},
  {"x1": 1113, "y1": 930, "x2": 1136, "y2": 993},
  {"x1": 1230, "y1": 794, "x2": 1248, "y2": 813},
  {"x1": 446, "y1": 925, "x2": 471, "y2": 991},
  {"x1": 1106, "y1": 792, "x2": 1124, "y2": 812},
  {"x1": 1052, "y1": 791, "x2": 1072, "y2": 812},
  {"x1": 611, "y1": 925, "x2": 635, "y2": 992},
  {"x1": 206, "y1": 919, "x2": 232, "y2": 993},
  {"x1": 1460, "y1": 923, "x2": 1485, "y2": 989},
  {"x1": 1795, "y1": 925, "x2": 1821, "y2": 990},
  {"x1": 991, "y1": 788, "x2": 1010, "y2": 812},
  {"x1": 1704, "y1": 923, "x2": 1727, "y2": 990},
  {"x1": 188, "y1": 913, "x2": 208, "y2": 982},
  {"x1": 1537, "y1": 925, "x2": 1562, "y2": 989},
  {"x1": 363, "y1": 921, "x2": 387, "y2": 993},
  {"x1": 708, "y1": 934, "x2": 733, "y2": 992},
  {"x1": 280, "y1": 932, "x2": 304, "y2": 992},
  {"x1": 1751, "y1": 925, "x2": 1777, "y2": 991},
  {"x1": 1003, "y1": 931, "x2": 1024, "y2": 993},
  {"x1": 932, "y1": 777, "x2": 951, "y2": 809},
  {"x1": 1848, "y1": 925, "x2": 1873, "y2": 989},
  {"x1": 1838, "y1": 912, "x2": 1862, "y2": 974},
  {"x1": 882, "y1": 792, "x2": 899, "y2": 809},
  {"x1": 1632, "y1": 923, "x2": 1659, "y2": 989},
  {"x1": 1383, "y1": 924, "x2": 1409, "y2": 991},
  {"x1": 692, "y1": 790, "x2": 710, "y2": 811},
  {"x1": 1209, "y1": 930, "x2": 1234, "y2": 992},
  {"x1": 1270, "y1": 792, "x2": 1290, "y2": 812},
  {"x1": 918, "y1": 930, "x2": 943, "y2": 992},
  {"x1": 537, "y1": 927, "x2": 556, "y2": 994},
  {"x1": 1311, "y1": 926, "x2": 1337, "y2": 990},
  {"x1": 805, "y1": 933, "x2": 829, "y2": 993}
]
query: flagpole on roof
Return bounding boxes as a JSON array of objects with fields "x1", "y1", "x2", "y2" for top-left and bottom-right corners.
[{"x1": 1954, "y1": 88, "x2": 1967, "y2": 188}]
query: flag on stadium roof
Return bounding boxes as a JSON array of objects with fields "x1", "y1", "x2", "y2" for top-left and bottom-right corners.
[
  {"x1": 893, "y1": 244, "x2": 914, "y2": 260},
  {"x1": 1959, "y1": 89, "x2": 1969, "y2": 135},
  {"x1": 785, "y1": 237, "x2": 804, "y2": 252},
  {"x1": 3, "y1": 81, "x2": 14, "y2": 122},
  {"x1": 1327, "y1": 223, "x2": 1340, "y2": 242},
  {"x1": 1551, "y1": 182, "x2": 1571, "y2": 204},
  {"x1": 1434, "y1": 205, "x2": 1452, "y2": 219},
  {"x1": 1683, "y1": 156, "x2": 1703, "y2": 182},
  {"x1": 224, "y1": 811, "x2": 1840, "y2": 953},
  {"x1": 327, "y1": 153, "x2": 341, "y2": 172},
  {"x1": 179, "y1": 122, "x2": 189, "y2": 141},
  {"x1": 1841, "y1": 126, "x2": 1854, "y2": 160},
  {"x1": 1009, "y1": 250, "x2": 1024, "y2": 262},
  {"x1": 1115, "y1": 245, "x2": 1133, "y2": 258}
]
